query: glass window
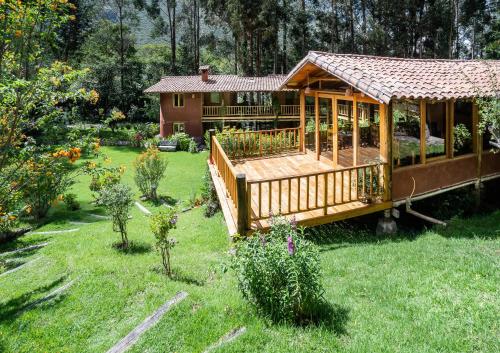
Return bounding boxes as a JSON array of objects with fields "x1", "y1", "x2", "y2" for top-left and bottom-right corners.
[
  {"x1": 453, "y1": 101, "x2": 473, "y2": 156},
  {"x1": 337, "y1": 100, "x2": 354, "y2": 167},
  {"x1": 358, "y1": 102, "x2": 380, "y2": 164},
  {"x1": 210, "y1": 92, "x2": 221, "y2": 104},
  {"x1": 173, "y1": 93, "x2": 184, "y2": 107},
  {"x1": 173, "y1": 122, "x2": 185, "y2": 134},
  {"x1": 425, "y1": 102, "x2": 447, "y2": 159},
  {"x1": 393, "y1": 100, "x2": 421, "y2": 167}
]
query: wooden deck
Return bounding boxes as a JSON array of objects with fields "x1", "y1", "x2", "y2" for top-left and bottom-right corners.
[{"x1": 209, "y1": 140, "x2": 391, "y2": 234}]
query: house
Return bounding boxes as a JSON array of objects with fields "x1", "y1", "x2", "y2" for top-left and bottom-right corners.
[
  {"x1": 145, "y1": 66, "x2": 307, "y2": 138},
  {"x1": 206, "y1": 51, "x2": 500, "y2": 235}
]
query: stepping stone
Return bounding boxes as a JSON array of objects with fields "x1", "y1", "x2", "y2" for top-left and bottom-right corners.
[
  {"x1": 0, "y1": 242, "x2": 50, "y2": 257},
  {"x1": 89, "y1": 213, "x2": 110, "y2": 220},
  {"x1": 134, "y1": 201, "x2": 152, "y2": 216},
  {"x1": 30, "y1": 228, "x2": 79, "y2": 235},
  {"x1": 106, "y1": 291, "x2": 188, "y2": 353},
  {"x1": 26, "y1": 278, "x2": 77, "y2": 310},
  {"x1": 0, "y1": 257, "x2": 42, "y2": 278},
  {"x1": 203, "y1": 327, "x2": 247, "y2": 353}
]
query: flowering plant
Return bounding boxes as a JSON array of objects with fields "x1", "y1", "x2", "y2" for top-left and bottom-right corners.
[{"x1": 233, "y1": 216, "x2": 325, "y2": 323}]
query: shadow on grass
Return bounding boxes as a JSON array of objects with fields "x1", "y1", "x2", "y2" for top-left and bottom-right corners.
[
  {"x1": 112, "y1": 241, "x2": 152, "y2": 255},
  {"x1": 150, "y1": 266, "x2": 206, "y2": 286},
  {"x1": 0, "y1": 236, "x2": 50, "y2": 255},
  {"x1": 434, "y1": 209, "x2": 500, "y2": 239},
  {"x1": 0, "y1": 275, "x2": 67, "y2": 324},
  {"x1": 301, "y1": 300, "x2": 350, "y2": 335},
  {"x1": 305, "y1": 216, "x2": 418, "y2": 250}
]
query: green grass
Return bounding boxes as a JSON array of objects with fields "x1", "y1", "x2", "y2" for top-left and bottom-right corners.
[{"x1": 0, "y1": 147, "x2": 498, "y2": 352}]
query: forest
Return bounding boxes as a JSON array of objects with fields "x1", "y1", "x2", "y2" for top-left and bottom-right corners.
[{"x1": 1, "y1": 0, "x2": 498, "y2": 123}]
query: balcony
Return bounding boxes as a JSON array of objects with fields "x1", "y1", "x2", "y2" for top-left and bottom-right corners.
[
  {"x1": 202, "y1": 105, "x2": 315, "y2": 121},
  {"x1": 208, "y1": 128, "x2": 391, "y2": 235}
]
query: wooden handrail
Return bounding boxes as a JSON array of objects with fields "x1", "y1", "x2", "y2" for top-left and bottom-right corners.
[
  {"x1": 217, "y1": 127, "x2": 301, "y2": 160},
  {"x1": 246, "y1": 162, "x2": 386, "y2": 221},
  {"x1": 211, "y1": 136, "x2": 239, "y2": 208},
  {"x1": 203, "y1": 105, "x2": 316, "y2": 117}
]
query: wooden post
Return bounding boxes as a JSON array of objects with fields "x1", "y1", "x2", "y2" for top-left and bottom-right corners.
[
  {"x1": 332, "y1": 97, "x2": 338, "y2": 168},
  {"x1": 386, "y1": 102, "x2": 393, "y2": 201},
  {"x1": 315, "y1": 92, "x2": 320, "y2": 160},
  {"x1": 447, "y1": 100, "x2": 455, "y2": 159},
  {"x1": 419, "y1": 100, "x2": 427, "y2": 164},
  {"x1": 353, "y1": 96, "x2": 359, "y2": 166},
  {"x1": 209, "y1": 129, "x2": 215, "y2": 164},
  {"x1": 299, "y1": 90, "x2": 306, "y2": 152},
  {"x1": 236, "y1": 174, "x2": 248, "y2": 236}
]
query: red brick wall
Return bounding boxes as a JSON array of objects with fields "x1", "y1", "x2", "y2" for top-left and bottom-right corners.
[{"x1": 159, "y1": 92, "x2": 203, "y2": 137}]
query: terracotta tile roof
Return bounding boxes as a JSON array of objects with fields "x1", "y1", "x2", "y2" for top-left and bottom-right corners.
[
  {"x1": 145, "y1": 74, "x2": 290, "y2": 93},
  {"x1": 283, "y1": 51, "x2": 500, "y2": 104}
]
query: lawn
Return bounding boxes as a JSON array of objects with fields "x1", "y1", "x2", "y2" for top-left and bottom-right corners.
[{"x1": 0, "y1": 147, "x2": 498, "y2": 353}]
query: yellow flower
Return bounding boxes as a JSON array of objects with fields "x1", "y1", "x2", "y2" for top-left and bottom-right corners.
[
  {"x1": 8, "y1": 215, "x2": 17, "y2": 221},
  {"x1": 14, "y1": 30, "x2": 22, "y2": 38}
]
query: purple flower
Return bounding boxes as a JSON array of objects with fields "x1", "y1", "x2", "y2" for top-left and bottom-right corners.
[
  {"x1": 290, "y1": 216, "x2": 297, "y2": 231},
  {"x1": 287, "y1": 236, "x2": 295, "y2": 255},
  {"x1": 260, "y1": 234, "x2": 267, "y2": 247},
  {"x1": 170, "y1": 215, "x2": 178, "y2": 225}
]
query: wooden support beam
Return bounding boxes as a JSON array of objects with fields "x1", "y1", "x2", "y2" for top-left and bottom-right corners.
[
  {"x1": 299, "y1": 90, "x2": 306, "y2": 152},
  {"x1": 236, "y1": 174, "x2": 248, "y2": 236},
  {"x1": 420, "y1": 100, "x2": 427, "y2": 164},
  {"x1": 472, "y1": 100, "x2": 479, "y2": 154},
  {"x1": 208, "y1": 129, "x2": 215, "y2": 163},
  {"x1": 474, "y1": 101, "x2": 482, "y2": 179},
  {"x1": 353, "y1": 96, "x2": 359, "y2": 166},
  {"x1": 315, "y1": 92, "x2": 320, "y2": 160},
  {"x1": 447, "y1": 100, "x2": 455, "y2": 159},
  {"x1": 332, "y1": 97, "x2": 338, "y2": 168}
]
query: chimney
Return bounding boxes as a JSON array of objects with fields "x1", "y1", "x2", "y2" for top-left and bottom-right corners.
[{"x1": 199, "y1": 65, "x2": 210, "y2": 82}]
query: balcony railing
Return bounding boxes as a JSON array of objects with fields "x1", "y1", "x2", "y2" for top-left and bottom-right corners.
[{"x1": 203, "y1": 105, "x2": 315, "y2": 117}]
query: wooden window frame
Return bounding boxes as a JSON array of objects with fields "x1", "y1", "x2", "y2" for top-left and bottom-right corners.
[
  {"x1": 173, "y1": 122, "x2": 185, "y2": 134},
  {"x1": 172, "y1": 93, "x2": 185, "y2": 108}
]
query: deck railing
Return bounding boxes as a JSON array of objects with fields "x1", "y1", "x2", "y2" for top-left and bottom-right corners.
[
  {"x1": 203, "y1": 105, "x2": 315, "y2": 117},
  {"x1": 211, "y1": 136, "x2": 239, "y2": 209},
  {"x1": 246, "y1": 163, "x2": 385, "y2": 222},
  {"x1": 217, "y1": 127, "x2": 301, "y2": 160}
]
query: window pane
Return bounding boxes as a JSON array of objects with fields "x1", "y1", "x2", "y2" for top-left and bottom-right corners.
[
  {"x1": 358, "y1": 102, "x2": 380, "y2": 164},
  {"x1": 210, "y1": 92, "x2": 220, "y2": 104},
  {"x1": 454, "y1": 101, "x2": 473, "y2": 156},
  {"x1": 338, "y1": 100, "x2": 353, "y2": 167},
  {"x1": 425, "y1": 102, "x2": 447, "y2": 158},
  {"x1": 393, "y1": 100, "x2": 421, "y2": 167}
]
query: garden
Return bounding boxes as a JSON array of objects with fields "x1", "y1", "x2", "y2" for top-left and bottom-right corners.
[{"x1": 0, "y1": 142, "x2": 499, "y2": 352}]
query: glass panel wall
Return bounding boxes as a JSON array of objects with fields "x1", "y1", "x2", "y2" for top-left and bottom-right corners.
[
  {"x1": 358, "y1": 102, "x2": 380, "y2": 164},
  {"x1": 425, "y1": 102, "x2": 447, "y2": 159},
  {"x1": 319, "y1": 97, "x2": 333, "y2": 159},
  {"x1": 338, "y1": 100, "x2": 354, "y2": 167},
  {"x1": 305, "y1": 96, "x2": 316, "y2": 151},
  {"x1": 393, "y1": 100, "x2": 421, "y2": 167},
  {"x1": 453, "y1": 100, "x2": 473, "y2": 156}
]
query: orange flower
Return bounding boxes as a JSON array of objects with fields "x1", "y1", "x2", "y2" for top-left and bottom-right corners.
[{"x1": 14, "y1": 30, "x2": 22, "y2": 38}]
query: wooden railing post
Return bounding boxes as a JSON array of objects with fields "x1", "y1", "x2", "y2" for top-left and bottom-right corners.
[
  {"x1": 236, "y1": 174, "x2": 248, "y2": 236},
  {"x1": 209, "y1": 129, "x2": 215, "y2": 164}
]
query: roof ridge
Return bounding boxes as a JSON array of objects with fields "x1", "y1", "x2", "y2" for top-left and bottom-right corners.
[{"x1": 308, "y1": 50, "x2": 498, "y2": 63}]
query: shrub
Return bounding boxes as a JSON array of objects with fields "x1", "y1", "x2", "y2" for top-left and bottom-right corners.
[
  {"x1": 99, "y1": 183, "x2": 134, "y2": 248},
  {"x1": 170, "y1": 133, "x2": 191, "y2": 151},
  {"x1": 150, "y1": 208, "x2": 178, "y2": 277},
  {"x1": 233, "y1": 216, "x2": 325, "y2": 323},
  {"x1": 17, "y1": 149, "x2": 80, "y2": 220},
  {"x1": 188, "y1": 138, "x2": 198, "y2": 153},
  {"x1": 84, "y1": 158, "x2": 125, "y2": 203},
  {"x1": 64, "y1": 193, "x2": 80, "y2": 211},
  {"x1": 134, "y1": 147, "x2": 167, "y2": 201},
  {"x1": 201, "y1": 166, "x2": 220, "y2": 217}
]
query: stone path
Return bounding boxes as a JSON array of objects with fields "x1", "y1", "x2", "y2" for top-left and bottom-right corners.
[
  {"x1": 30, "y1": 228, "x2": 79, "y2": 235},
  {"x1": 106, "y1": 291, "x2": 188, "y2": 353},
  {"x1": 134, "y1": 201, "x2": 152, "y2": 216}
]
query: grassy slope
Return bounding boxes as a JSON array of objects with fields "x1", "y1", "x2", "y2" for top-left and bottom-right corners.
[{"x1": 0, "y1": 147, "x2": 498, "y2": 353}]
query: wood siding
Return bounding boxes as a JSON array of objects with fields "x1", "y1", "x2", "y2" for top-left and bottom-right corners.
[{"x1": 160, "y1": 93, "x2": 203, "y2": 137}]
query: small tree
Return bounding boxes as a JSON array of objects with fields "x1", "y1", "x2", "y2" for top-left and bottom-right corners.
[
  {"x1": 134, "y1": 147, "x2": 167, "y2": 201},
  {"x1": 150, "y1": 208, "x2": 178, "y2": 277},
  {"x1": 100, "y1": 183, "x2": 134, "y2": 249}
]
